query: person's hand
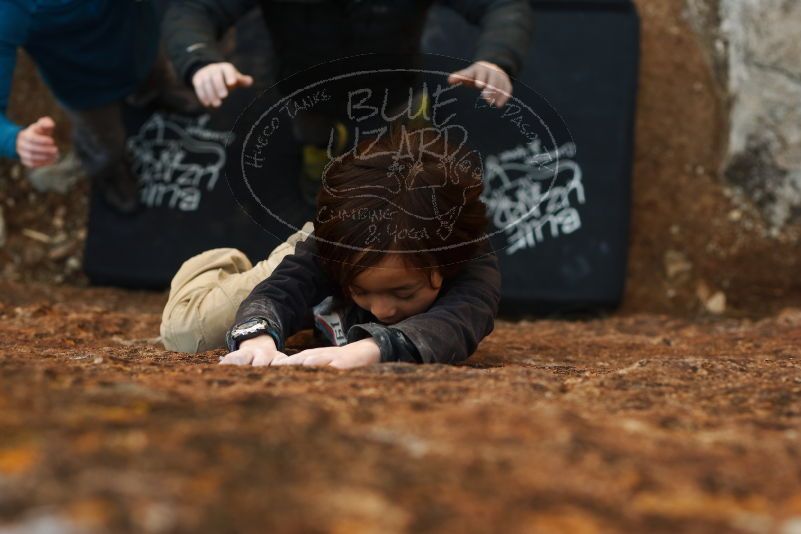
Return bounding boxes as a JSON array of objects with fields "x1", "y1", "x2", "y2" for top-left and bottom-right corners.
[
  {"x1": 219, "y1": 334, "x2": 288, "y2": 366},
  {"x1": 16, "y1": 117, "x2": 59, "y2": 168},
  {"x1": 447, "y1": 61, "x2": 512, "y2": 108},
  {"x1": 272, "y1": 338, "x2": 381, "y2": 369},
  {"x1": 191, "y1": 62, "x2": 254, "y2": 108}
]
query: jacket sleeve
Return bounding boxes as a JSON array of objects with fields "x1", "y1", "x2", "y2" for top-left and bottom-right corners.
[
  {"x1": 442, "y1": 0, "x2": 534, "y2": 78},
  {"x1": 349, "y1": 246, "x2": 502, "y2": 364},
  {"x1": 163, "y1": 0, "x2": 257, "y2": 85},
  {"x1": 0, "y1": 2, "x2": 25, "y2": 159},
  {"x1": 232, "y1": 234, "x2": 332, "y2": 350}
]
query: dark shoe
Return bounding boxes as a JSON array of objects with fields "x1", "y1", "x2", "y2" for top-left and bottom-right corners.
[{"x1": 99, "y1": 170, "x2": 141, "y2": 215}]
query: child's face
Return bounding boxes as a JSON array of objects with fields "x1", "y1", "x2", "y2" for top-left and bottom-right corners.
[{"x1": 348, "y1": 255, "x2": 443, "y2": 324}]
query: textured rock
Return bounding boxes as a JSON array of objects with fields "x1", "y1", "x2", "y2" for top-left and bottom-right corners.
[
  {"x1": 2, "y1": 282, "x2": 801, "y2": 532},
  {"x1": 687, "y1": 0, "x2": 801, "y2": 228},
  {"x1": 0, "y1": 205, "x2": 5, "y2": 248}
]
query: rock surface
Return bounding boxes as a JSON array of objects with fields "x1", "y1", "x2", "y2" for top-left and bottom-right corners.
[
  {"x1": 1, "y1": 282, "x2": 800, "y2": 533},
  {"x1": 0, "y1": 205, "x2": 5, "y2": 248},
  {"x1": 687, "y1": 0, "x2": 801, "y2": 228}
]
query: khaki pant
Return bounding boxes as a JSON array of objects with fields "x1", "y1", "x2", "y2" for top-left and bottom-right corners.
[{"x1": 160, "y1": 222, "x2": 314, "y2": 353}]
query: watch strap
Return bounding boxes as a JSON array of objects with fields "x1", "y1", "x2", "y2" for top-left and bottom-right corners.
[{"x1": 225, "y1": 318, "x2": 283, "y2": 352}]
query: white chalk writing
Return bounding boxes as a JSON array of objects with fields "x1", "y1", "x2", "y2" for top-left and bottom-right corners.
[
  {"x1": 482, "y1": 140, "x2": 585, "y2": 255},
  {"x1": 128, "y1": 114, "x2": 230, "y2": 211}
]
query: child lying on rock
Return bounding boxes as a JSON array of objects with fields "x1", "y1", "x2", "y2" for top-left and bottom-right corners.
[{"x1": 161, "y1": 127, "x2": 500, "y2": 368}]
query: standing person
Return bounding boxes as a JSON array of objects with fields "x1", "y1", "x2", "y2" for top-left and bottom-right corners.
[
  {"x1": 0, "y1": 0, "x2": 191, "y2": 214},
  {"x1": 163, "y1": 0, "x2": 533, "y2": 203}
]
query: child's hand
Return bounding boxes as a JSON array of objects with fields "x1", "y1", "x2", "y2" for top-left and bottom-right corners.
[
  {"x1": 272, "y1": 338, "x2": 381, "y2": 369},
  {"x1": 191, "y1": 62, "x2": 254, "y2": 108},
  {"x1": 219, "y1": 334, "x2": 288, "y2": 366},
  {"x1": 447, "y1": 61, "x2": 512, "y2": 108},
  {"x1": 16, "y1": 117, "x2": 59, "y2": 168}
]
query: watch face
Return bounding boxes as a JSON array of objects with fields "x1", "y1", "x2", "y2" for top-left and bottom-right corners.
[{"x1": 233, "y1": 318, "x2": 268, "y2": 338}]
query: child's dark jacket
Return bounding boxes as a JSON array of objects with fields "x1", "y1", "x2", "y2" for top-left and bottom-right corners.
[{"x1": 231, "y1": 233, "x2": 501, "y2": 364}]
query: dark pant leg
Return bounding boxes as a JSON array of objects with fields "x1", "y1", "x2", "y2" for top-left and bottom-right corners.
[
  {"x1": 67, "y1": 102, "x2": 140, "y2": 214},
  {"x1": 127, "y1": 49, "x2": 202, "y2": 115}
]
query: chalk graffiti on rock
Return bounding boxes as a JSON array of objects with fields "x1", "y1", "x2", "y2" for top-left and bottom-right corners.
[
  {"x1": 482, "y1": 140, "x2": 584, "y2": 255},
  {"x1": 128, "y1": 114, "x2": 231, "y2": 211}
]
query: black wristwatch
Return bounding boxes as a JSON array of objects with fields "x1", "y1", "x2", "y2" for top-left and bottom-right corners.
[{"x1": 226, "y1": 317, "x2": 281, "y2": 352}]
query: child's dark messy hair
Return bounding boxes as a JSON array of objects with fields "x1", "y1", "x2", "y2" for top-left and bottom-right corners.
[{"x1": 314, "y1": 125, "x2": 488, "y2": 294}]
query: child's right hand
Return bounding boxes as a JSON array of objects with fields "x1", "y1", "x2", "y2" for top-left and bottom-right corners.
[
  {"x1": 16, "y1": 117, "x2": 59, "y2": 168},
  {"x1": 219, "y1": 334, "x2": 287, "y2": 366},
  {"x1": 191, "y1": 62, "x2": 253, "y2": 108}
]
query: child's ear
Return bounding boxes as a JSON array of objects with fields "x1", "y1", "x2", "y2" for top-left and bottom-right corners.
[{"x1": 430, "y1": 270, "x2": 443, "y2": 290}]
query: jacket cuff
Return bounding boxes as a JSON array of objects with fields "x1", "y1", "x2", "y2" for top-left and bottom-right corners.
[
  {"x1": 0, "y1": 123, "x2": 22, "y2": 159},
  {"x1": 346, "y1": 323, "x2": 422, "y2": 364},
  {"x1": 475, "y1": 48, "x2": 520, "y2": 79},
  {"x1": 178, "y1": 46, "x2": 226, "y2": 86}
]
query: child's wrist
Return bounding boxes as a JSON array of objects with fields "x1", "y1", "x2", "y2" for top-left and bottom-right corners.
[{"x1": 351, "y1": 338, "x2": 381, "y2": 361}]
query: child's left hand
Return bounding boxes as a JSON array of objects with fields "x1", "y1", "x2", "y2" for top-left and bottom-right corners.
[
  {"x1": 448, "y1": 61, "x2": 512, "y2": 108},
  {"x1": 272, "y1": 338, "x2": 381, "y2": 369}
]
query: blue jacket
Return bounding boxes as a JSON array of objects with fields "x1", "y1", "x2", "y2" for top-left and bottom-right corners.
[{"x1": 0, "y1": 0, "x2": 159, "y2": 158}]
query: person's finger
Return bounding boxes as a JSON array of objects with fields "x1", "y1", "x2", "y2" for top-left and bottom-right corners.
[
  {"x1": 237, "y1": 74, "x2": 254, "y2": 88},
  {"x1": 19, "y1": 150, "x2": 58, "y2": 168},
  {"x1": 329, "y1": 357, "x2": 364, "y2": 370},
  {"x1": 328, "y1": 360, "x2": 350, "y2": 370},
  {"x1": 448, "y1": 66, "x2": 477, "y2": 87},
  {"x1": 268, "y1": 352, "x2": 291, "y2": 366},
  {"x1": 35, "y1": 116, "x2": 56, "y2": 135},
  {"x1": 494, "y1": 87, "x2": 511, "y2": 107},
  {"x1": 473, "y1": 67, "x2": 490, "y2": 90},
  {"x1": 221, "y1": 64, "x2": 238, "y2": 87},
  {"x1": 492, "y1": 74, "x2": 512, "y2": 107},
  {"x1": 195, "y1": 70, "x2": 216, "y2": 107},
  {"x1": 193, "y1": 77, "x2": 211, "y2": 107},
  {"x1": 20, "y1": 134, "x2": 57, "y2": 151},
  {"x1": 219, "y1": 350, "x2": 254, "y2": 365},
  {"x1": 203, "y1": 77, "x2": 221, "y2": 107},
  {"x1": 272, "y1": 353, "x2": 308, "y2": 366},
  {"x1": 303, "y1": 354, "x2": 336, "y2": 367},
  {"x1": 252, "y1": 351, "x2": 274, "y2": 367},
  {"x1": 24, "y1": 131, "x2": 57, "y2": 148},
  {"x1": 480, "y1": 71, "x2": 503, "y2": 105},
  {"x1": 21, "y1": 153, "x2": 56, "y2": 168},
  {"x1": 211, "y1": 69, "x2": 228, "y2": 100},
  {"x1": 491, "y1": 71, "x2": 511, "y2": 93},
  {"x1": 296, "y1": 347, "x2": 326, "y2": 356},
  {"x1": 20, "y1": 139, "x2": 58, "y2": 157},
  {"x1": 448, "y1": 66, "x2": 475, "y2": 85}
]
